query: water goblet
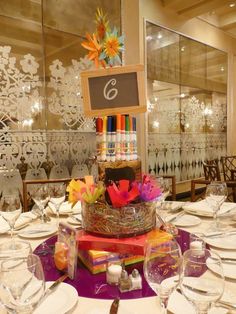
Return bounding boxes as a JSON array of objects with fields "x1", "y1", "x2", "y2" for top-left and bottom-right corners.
[
  {"x1": 205, "y1": 182, "x2": 228, "y2": 231},
  {"x1": 180, "y1": 248, "x2": 224, "y2": 314},
  {"x1": 0, "y1": 253, "x2": 45, "y2": 313},
  {"x1": 156, "y1": 177, "x2": 170, "y2": 209},
  {"x1": 143, "y1": 239, "x2": 182, "y2": 314},
  {"x1": 49, "y1": 183, "x2": 66, "y2": 228},
  {"x1": 31, "y1": 185, "x2": 50, "y2": 224},
  {"x1": 0, "y1": 194, "x2": 22, "y2": 240}
]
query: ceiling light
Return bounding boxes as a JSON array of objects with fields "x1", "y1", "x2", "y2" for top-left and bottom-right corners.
[
  {"x1": 153, "y1": 120, "x2": 160, "y2": 128},
  {"x1": 181, "y1": 46, "x2": 185, "y2": 52},
  {"x1": 220, "y1": 66, "x2": 225, "y2": 72},
  {"x1": 146, "y1": 35, "x2": 153, "y2": 41},
  {"x1": 229, "y1": 3, "x2": 235, "y2": 7},
  {"x1": 180, "y1": 93, "x2": 186, "y2": 98},
  {"x1": 157, "y1": 32, "x2": 163, "y2": 39}
]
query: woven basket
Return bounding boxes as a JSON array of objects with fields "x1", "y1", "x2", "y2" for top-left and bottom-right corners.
[{"x1": 81, "y1": 201, "x2": 156, "y2": 238}]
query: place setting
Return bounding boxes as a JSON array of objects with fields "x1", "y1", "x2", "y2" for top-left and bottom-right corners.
[{"x1": 165, "y1": 211, "x2": 202, "y2": 227}]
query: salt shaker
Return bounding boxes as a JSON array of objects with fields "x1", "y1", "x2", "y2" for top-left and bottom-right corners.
[
  {"x1": 129, "y1": 269, "x2": 142, "y2": 290},
  {"x1": 119, "y1": 270, "x2": 132, "y2": 292}
]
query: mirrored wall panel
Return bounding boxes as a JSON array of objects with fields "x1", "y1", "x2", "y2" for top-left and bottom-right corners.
[
  {"x1": 146, "y1": 21, "x2": 227, "y2": 182},
  {"x1": 0, "y1": 0, "x2": 121, "y2": 197}
]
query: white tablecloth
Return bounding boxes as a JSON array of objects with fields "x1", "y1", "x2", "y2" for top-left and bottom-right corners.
[{"x1": 0, "y1": 203, "x2": 236, "y2": 314}]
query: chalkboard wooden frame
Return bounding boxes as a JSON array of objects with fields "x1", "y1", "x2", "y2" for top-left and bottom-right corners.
[{"x1": 80, "y1": 64, "x2": 146, "y2": 117}]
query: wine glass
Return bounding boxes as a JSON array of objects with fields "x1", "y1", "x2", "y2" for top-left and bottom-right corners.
[
  {"x1": 0, "y1": 253, "x2": 45, "y2": 313},
  {"x1": 31, "y1": 185, "x2": 50, "y2": 223},
  {"x1": 0, "y1": 194, "x2": 22, "y2": 240},
  {"x1": 205, "y1": 182, "x2": 228, "y2": 231},
  {"x1": 156, "y1": 177, "x2": 170, "y2": 209},
  {"x1": 49, "y1": 184, "x2": 66, "y2": 228},
  {"x1": 180, "y1": 249, "x2": 224, "y2": 314},
  {"x1": 143, "y1": 239, "x2": 182, "y2": 314}
]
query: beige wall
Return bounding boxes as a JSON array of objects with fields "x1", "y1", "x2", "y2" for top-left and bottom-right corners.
[{"x1": 123, "y1": 0, "x2": 236, "y2": 193}]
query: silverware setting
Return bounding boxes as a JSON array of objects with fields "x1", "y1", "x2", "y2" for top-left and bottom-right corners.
[
  {"x1": 204, "y1": 230, "x2": 236, "y2": 238},
  {"x1": 220, "y1": 256, "x2": 236, "y2": 264},
  {"x1": 167, "y1": 212, "x2": 185, "y2": 223},
  {"x1": 19, "y1": 229, "x2": 53, "y2": 235},
  {"x1": 109, "y1": 297, "x2": 120, "y2": 314}
]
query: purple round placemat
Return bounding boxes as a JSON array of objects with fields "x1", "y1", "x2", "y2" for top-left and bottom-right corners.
[{"x1": 34, "y1": 229, "x2": 190, "y2": 300}]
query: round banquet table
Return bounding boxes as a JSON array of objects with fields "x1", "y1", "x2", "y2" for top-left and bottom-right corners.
[
  {"x1": 0, "y1": 205, "x2": 236, "y2": 314},
  {"x1": 33, "y1": 229, "x2": 190, "y2": 301}
]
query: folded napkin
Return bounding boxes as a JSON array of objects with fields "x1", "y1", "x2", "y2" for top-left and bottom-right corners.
[
  {"x1": 48, "y1": 201, "x2": 81, "y2": 215},
  {"x1": 183, "y1": 200, "x2": 236, "y2": 216},
  {"x1": 0, "y1": 211, "x2": 37, "y2": 233}
]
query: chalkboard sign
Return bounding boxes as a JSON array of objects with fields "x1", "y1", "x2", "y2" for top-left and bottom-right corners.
[{"x1": 80, "y1": 64, "x2": 146, "y2": 117}]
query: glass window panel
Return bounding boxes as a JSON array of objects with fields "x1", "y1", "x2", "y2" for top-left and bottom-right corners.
[{"x1": 146, "y1": 21, "x2": 227, "y2": 182}]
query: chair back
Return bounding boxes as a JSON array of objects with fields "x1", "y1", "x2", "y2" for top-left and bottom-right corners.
[
  {"x1": 203, "y1": 161, "x2": 221, "y2": 181},
  {"x1": 220, "y1": 156, "x2": 236, "y2": 181},
  {"x1": 22, "y1": 178, "x2": 72, "y2": 212}
]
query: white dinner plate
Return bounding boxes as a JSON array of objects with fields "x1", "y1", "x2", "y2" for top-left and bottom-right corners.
[
  {"x1": 34, "y1": 282, "x2": 78, "y2": 314},
  {"x1": 205, "y1": 233, "x2": 236, "y2": 250},
  {"x1": 18, "y1": 224, "x2": 57, "y2": 239},
  {"x1": 183, "y1": 200, "x2": 236, "y2": 218},
  {"x1": 171, "y1": 214, "x2": 201, "y2": 227},
  {"x1": 209, "y1": 251, "x2": 236, "y2": 280},
  {"x1": 209, "y1": 260, "x2": 236, "y2": 280}
]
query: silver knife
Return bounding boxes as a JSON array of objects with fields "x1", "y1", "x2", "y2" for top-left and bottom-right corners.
[
  {"x1": 20, "y1": 229, "x2": 53, "y2": 235},
  {"x1": 220, "y1": 257, "x2": 236, "y2": 264},
  {"x1": 167, "y1": 211, "x2": 185, "y2": 223},
  {"x1": 204, "y1": 231, "x2": 236, "y2": 238},
  {"x1": 109, "y1": 298, "x2": 120, "y2": 314}
]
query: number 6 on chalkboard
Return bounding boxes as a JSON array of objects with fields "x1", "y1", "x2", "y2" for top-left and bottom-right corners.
[{"x1": 80, "y1": 64, "x2": 147, "y2": 117}]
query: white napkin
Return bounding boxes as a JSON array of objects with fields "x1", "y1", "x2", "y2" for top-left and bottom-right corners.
[
  {"x1": 48, "y1": 201, "x2": 81, "y2": 215},
  {"x1": 0, "y1": 211, "x2": 37, "y2": 233},
  {"x1": 183, "y1": 200, "x2": 236, "y2": 216}
]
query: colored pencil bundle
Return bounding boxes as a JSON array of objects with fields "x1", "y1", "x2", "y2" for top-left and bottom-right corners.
[{"x1": 96, "y1": 115, "x2": 137, "y2": 162}]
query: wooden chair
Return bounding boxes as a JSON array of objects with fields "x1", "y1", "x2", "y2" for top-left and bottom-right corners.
[
  {"x1": 191, "y1": 160, "x2": 236, "y2": 202},
  {"x1": 162, "y1": 175, "x2": 176, "y2": 201},
  {"x1": 22, "y1": 178, "x2": 73, "y2": 212},
  {"x1": 203, "y1": 161, "x2": 221, "y2": 181},
  {"x1": 221, "y1": 156, "x2": 236, "y2": 181}
]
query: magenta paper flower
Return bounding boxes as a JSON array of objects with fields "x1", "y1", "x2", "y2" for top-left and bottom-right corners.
[{"x1": 138, "y1": 175, "x2": 162, "y2": 202}]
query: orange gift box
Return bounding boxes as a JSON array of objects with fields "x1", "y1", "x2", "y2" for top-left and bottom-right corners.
[{"x1": 76, "y1": 228, "x2": 172, "y2": 255}]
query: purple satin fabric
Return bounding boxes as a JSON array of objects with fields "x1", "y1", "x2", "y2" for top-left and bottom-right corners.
[{"x1": 34, "y1": 229, "x2": 190, "y2": 300}]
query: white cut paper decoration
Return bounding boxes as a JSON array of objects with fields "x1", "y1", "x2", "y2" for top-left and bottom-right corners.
[{"x1": 48, "y1": 57, "x2": 95, "y2": 130}]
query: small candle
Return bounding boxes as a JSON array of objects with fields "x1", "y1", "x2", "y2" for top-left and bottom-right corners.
[
  {"x1": 106, "y1": 264, "x2": 122, "y2": 285},
  {"x1": 190, "y1": 241, "x2": 204, "y2": 256}
]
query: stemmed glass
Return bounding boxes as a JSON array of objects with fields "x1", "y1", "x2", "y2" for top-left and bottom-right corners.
[
  {"x1": 180, "y1": 249, "x2": 224, "y2": 314},
  {"x1": 0, "y1": 194, "x2": 22, "y2": 240},
  {"x1": 205, "y1": 182, "x2": 228, "y2": 231},
  {"x1": 49, "y1": 184, "x2": 66, "y2": 228},
  {"x1": 143, "y1": 239, "x2": 182, "y2": 314},
  {"x1": 156, "y1": 177, "x2": 170, "y2": 209},
  {"x1": 0, "y1": 253, "x2": 45, "y2": 313},
  {"x1": 31, "y1": 185, "x2": 50, "y2": 224}
]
